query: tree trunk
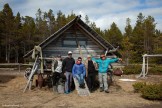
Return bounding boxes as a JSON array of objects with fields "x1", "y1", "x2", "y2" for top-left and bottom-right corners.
[
  {"x1": 24, "y1": 45, "x2": 26, "y2": 55},
  {"x1": 0, "y1": 46, "x2": 1, "y2": 58},
  {"x1": 15, "y1": 49, "x2": 19, "y2": 63},
  {"x1": 7, "y1": 43, "x2": 10, "y2": 63},
  {"x1": 5, "y1": 35, "x2": 8, "y2": 62},
  {"x1": 126, "y1": 50, "x2": 129, "y2": 66}
]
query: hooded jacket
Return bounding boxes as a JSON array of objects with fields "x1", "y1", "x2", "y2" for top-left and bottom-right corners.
[{"x1": 72, "y1": 63, "x2": 86, "y2": 77}]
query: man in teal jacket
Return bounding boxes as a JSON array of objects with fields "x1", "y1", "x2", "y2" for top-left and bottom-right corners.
[{"x1": 92, "y1": 54, "x2": 122, "y2": 93}]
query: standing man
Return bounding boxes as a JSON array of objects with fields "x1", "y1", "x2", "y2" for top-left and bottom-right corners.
[
  {"x1": 92, "y1": 54, "x2": 122, "y2": 93},
  {"x1": 85, "y1": 55, "x2": 97, "y2": 92},
  {"x1": 72, "y1": 57, "x2": 86, "y2": 88},
  {"x1": 62, "y1": 51, "x2": 75, "y2": 94}
]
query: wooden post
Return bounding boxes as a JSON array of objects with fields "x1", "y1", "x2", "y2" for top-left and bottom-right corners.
[
  {"x1": 146, "y1": 57, "x2": 149, "y2": 75},
  {"x1": 143, "y1": 55, "x2": 146, "y2": 78}
]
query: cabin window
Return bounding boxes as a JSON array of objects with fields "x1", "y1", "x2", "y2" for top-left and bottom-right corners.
[{"x1": 62, "y1": 38, "x2": 87, "y2": 47}]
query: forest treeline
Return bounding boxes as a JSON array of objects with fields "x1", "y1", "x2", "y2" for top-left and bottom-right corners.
[{"x1": 0, "y1": 3, "x2": 162, "y2": 64}]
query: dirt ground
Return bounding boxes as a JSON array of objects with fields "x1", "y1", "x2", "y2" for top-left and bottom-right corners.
[{"x1": 0, "y1": 70, "x2": 162, "y2": 108}]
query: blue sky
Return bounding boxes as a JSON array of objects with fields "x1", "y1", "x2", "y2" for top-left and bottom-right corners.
[{"x1": 0, "y1": 0, "x2": 162, "y2": 32}]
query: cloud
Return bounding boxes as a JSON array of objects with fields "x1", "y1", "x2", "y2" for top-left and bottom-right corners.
[
  {"x1": 0, "y1": 0, "x2": 162, "y2": 32},
  {"x1": 94, "y1": 6, "x2": 162, "y2": 32}
]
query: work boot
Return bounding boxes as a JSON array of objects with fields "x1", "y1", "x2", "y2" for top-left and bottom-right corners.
[
  {"x1": 100, "y1": 87, "x2": 104, "y2": 92},
  {"x1": 105, "y1": 89, "x2": 109, "y2": 93},
  {"x1": 82, "y1": 83, "x2": 85, "y2": 88},
  {"x1": 79, "y1": 83, "x2": 85, "y2": 88}
]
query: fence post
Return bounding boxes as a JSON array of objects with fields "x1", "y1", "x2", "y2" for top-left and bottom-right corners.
[
  {"x1": 142, "y1": 55, "x2": 146, "y2": 78},
  {"x1": 19, "y1": 63, "x2": 20, "y2": 72}
]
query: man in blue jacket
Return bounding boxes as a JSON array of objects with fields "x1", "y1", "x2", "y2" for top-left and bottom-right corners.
[
  {"x1": 92, "y1": 54, "x2": 122, "y2": 93},
  {"x1": 72, "y1": 57, "x2": 86, "y2": 88}
]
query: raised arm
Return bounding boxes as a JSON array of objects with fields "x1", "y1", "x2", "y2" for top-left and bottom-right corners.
[{"x1": 108, "y1": 58, "x2": 119, "y2": 64}]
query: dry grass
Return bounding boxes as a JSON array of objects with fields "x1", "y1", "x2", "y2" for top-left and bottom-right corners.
[{"x1": 0, "y1": 70, "x2": 162, "y2": 108}]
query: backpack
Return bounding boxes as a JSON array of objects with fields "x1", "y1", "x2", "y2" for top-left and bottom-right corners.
[{"x1": 113, "y1": 68, "x2": 123, "y2": 76}]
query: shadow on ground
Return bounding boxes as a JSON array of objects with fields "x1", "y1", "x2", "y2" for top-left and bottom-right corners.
[{"x1": 0, "y1": 75, "x2": 16, "y2": 83}]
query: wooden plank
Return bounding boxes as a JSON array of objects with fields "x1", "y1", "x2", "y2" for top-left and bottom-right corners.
[
  {"x1": 0, "y1": 63, "x2": 20, "y2": 65},
  {"x1": 73, "y1": 77, "x2": 90, "y2": 96}
]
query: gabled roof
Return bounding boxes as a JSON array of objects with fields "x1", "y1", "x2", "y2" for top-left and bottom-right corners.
[{"x1": 24, "y1": 15, "x2": 115, "y2": 58}]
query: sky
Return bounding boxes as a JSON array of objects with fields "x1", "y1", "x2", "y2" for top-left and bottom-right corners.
[{"x1": 0, "y1": 0, "x2": 162, "y2": 32}]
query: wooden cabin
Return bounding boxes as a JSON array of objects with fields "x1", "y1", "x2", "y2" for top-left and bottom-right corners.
[
  {"x1": 24, "y1": 15, "x2": 117, "y2": 60},
  {"x1": 23, "y1": 15, "x2": 119, "y2": 92}
]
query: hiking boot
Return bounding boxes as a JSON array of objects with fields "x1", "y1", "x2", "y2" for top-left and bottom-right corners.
[
  {"x1": 64, "y1": 91, "x2": 70, "y2": 94},
  {"x1": 105, "y1": 90, "x2": 109, "y2": 93},
  {"x1": 82, "y1": 83, "x2": 85, "y2": 88},
  {"x1": 100, "y1": 87, "x2": 104, "y2": 92}
]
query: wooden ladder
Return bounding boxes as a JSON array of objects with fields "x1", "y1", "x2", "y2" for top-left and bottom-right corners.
[{"x1": 23, "y1": 56, "x2": 39, "y2": 93}]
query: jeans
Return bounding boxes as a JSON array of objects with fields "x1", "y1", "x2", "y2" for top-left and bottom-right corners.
[
  {"x1": 75, "y1": 74, "x2": 84, "y2": 85},
  {"x1": 99, "y1": 73, "x2": 108, "y2": 90},
  {"x1": 65, "y1": 72, "x2": 73, "y2": 92}
]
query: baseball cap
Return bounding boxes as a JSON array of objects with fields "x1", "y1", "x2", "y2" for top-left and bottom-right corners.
[{"x1": 68, "y1": 51, "x2": 72, "y2": 54}]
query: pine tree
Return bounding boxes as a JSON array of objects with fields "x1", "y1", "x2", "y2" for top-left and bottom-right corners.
[
  {"x1": 122, "y1": 18, "x2": 133, "y2": 65},
  {"x1": 131, "y1": 13, "x2": 145, "y2": 62},
  {"x1": 0, "y1": 11, "x2": 5, "y2": 60},
  {"x1": 22, "y1": 16, "x2": 36, "y2": 53},
  {"x1": 13, "y1": 12, "x2": 22, "y2": 62},
  {"x1": 106, "y1": 22, "x2": 123, "y2": 47},
  {"x1": 124, "y1": 18, "x2": 133, "y2": 37},
  {"x1": 85, "y1": 15, "x2": 90, "y2": 26},
  {"x1": 44, "y1": 9, "x2": 56, "y2": 35},
  {"x1": 35, "y1": 8, "x2": 49, "y2": 41},
  {"x1": 56, "y1": 10, "x2": 63, "y2": 29},
  {"x1": 2, "y1": 3, "x2": 15, "y2": 63},
  {"x1": 143, "y1": 16, "x2": 156, "y2": 53},
  {"x1": 131, "y1": 13, "x2": 157, "y2": 62},
  {"x1": 67, "y1": 11, "x2": 76, "y2": 22}
]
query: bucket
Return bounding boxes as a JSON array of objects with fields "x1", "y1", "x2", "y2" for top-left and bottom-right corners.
[{"x1": 57, "y1": 84, "x2": 65, "y2": 93}]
